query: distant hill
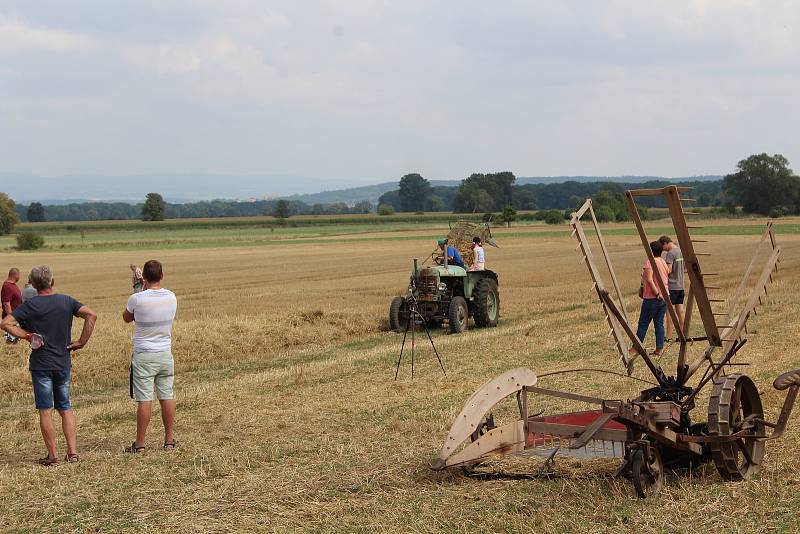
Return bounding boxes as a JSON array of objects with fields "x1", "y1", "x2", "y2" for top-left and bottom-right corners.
[
  {"x1": 284, "y1": 180, "x2": 458, "y2": 204},
  {"x1": 0, "y1": 173, "x2": 364, "y2": 203}
]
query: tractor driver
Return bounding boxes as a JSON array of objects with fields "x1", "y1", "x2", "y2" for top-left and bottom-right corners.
[{"x1": 437, "y1": 239, "x2": 465, "y2": 269}]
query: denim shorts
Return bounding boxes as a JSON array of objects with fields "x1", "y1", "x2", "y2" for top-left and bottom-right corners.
[
  {"x1": 31, "y1": 369, "x2": 71, "y2": 411},
  {"x1": 131, "y1": 351, "x2": 174, "y2": 401}
]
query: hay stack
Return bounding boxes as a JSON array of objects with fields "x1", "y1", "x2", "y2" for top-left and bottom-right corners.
[{"x1": 445, "y1": 220, "x2": 493, "y2": 267}]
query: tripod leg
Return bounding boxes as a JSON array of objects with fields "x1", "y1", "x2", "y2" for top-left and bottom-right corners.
[
  {"x1": 411, "y1": 307, "x2": 416, "y2": 379},
  {"x1": 394, "y1": 309, "x2": 411, "y2": 380},
  {"x1": 422, "y1": 318, "x2": 447, "y2": 377}
]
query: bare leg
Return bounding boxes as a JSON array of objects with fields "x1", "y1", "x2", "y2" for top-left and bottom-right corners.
[
  {"x1": 136, "y1": 401, "x2": 152, "y2": 445},
  {"x1": 675, "y1": 303, "x2": 685, "y2": 336},
  {"x1": 159, "y1": 399, "x2": 176, "y2": 444},
  {"x1": 58, "y1": 409, "x2": 77, "y2": 456},
  {"x1": 38, "y1": 409, "x2": 58, "y2": 459}
]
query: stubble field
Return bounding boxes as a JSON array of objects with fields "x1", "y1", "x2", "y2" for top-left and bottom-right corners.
[{"x1": 0, "y1": 216, "x2": 799, "y2": 533}]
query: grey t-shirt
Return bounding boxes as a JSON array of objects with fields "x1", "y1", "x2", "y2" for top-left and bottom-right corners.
[{"x1": 665, "y1": 246, "x2": 685, "y2": 291}]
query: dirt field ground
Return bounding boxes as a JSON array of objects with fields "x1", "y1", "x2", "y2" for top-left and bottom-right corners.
[{"x1": 0, "y1": 219, "x2": 798, "y2": 532}]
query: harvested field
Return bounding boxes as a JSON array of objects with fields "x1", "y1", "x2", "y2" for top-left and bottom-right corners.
[{"x1": 0, "y1": 218, "x2": 798, "y2": 532}]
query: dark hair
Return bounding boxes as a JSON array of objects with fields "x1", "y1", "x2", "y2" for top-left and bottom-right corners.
[
  {"x1": 142, "y1": 260, "x2": 163, "y2": 283},
  {"x1": 658, "y1": 235, "x2": 672, "y2": 245},
  {"x1": 472, "y1": 236, "x2": 482, "y2": 244},
  {"x1": 649, "y1": 240, "x2": 664, "y2": 258}
]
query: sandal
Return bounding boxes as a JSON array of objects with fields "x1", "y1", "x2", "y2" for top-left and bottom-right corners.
[
  {"x1": 163, "y1": 440, "x2": 177, "y2": 450},
  {"x1": 67, "y1": 453, "x2": 79, "y2": 463},
  {"x1": 38, "y1": 455, "x2": 58, "y2": 466},
  {"x1": 124, "y1": 442, "x2": 146, "y2": 453}
]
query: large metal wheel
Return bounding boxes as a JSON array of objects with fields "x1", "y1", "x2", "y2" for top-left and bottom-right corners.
[
  {"x1": 707, "y1": 374, "x2": 765, "y2": 480},
  {"x1": 389, "y1": 296, "x2": 409, "y2": 333},
  {"x1": 631, "y1": 446, "x2": 663, "y2": 498}
]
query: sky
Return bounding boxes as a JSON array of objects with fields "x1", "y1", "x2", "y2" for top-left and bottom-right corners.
[{"x1": 1, "y1": 0, "x2": 799, "y2": 187}]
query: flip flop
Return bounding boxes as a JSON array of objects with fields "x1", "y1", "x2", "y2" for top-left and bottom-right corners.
[
  {"x1": 163, "y1": 440, "x2": 177, "y2": 450},
  {"x1": 38, "y1": 455, "x2": 58, "y2": 466},
  {"x1": 67, "y1": 453, "x2": 79, "y2": 463},
  {"x1": 124, "y1": 442, "x2": 145, "y2": 453}
]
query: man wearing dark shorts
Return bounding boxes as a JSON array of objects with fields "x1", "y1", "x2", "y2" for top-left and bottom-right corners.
[
  {"x1": 0, "y1": 265, "x2": 97, "y2": 466},
  {"x1": 659, "y1": 235, "x2": 685, "y2": 340}
]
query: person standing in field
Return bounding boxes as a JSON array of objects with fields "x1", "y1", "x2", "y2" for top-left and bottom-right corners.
[
  {"x1": 130, "y1": 264, "x2": 144, "y2": 293},
  {"x1": 0, "y1": 265, "x2": 97, "y2": 465},
  {"x1": 123, "y1": 260, "x2": 178, "y2": 453},
  {"x1": 22, "y1": 275, "x2": 38, "y2": 302},
  {"x1": 2, "y1": 268, "x2": 23, "y2": 343},
  {"x1": 659, "y1": 235, "x2": 685, "y2": 340},
  {"x1": 468, "y1": 237, "x2": 485, "y2": 271},
  {"x1": 629, "y1": 241, "x2": 670, "y2": 357}
]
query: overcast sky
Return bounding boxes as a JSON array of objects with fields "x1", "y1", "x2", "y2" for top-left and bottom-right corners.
[{"x1": 1, "y1": 1, "x2": 798, "y2": 185}]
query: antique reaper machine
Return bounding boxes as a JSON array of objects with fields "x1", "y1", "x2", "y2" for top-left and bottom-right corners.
[{"x1": 432, "y1": 186, "x2": 799, "y2": 497}]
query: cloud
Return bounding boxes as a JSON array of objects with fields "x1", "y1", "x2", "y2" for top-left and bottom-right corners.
[
  {"x1": 0, "y1": 14, "x2": 95, "y2": 55},
  {"x1": 0, "y1": 1, "x2": 798, "y2": 181}
]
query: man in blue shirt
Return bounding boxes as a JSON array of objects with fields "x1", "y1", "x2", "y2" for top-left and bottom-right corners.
[
  {"x1": 437, "y1": 239, "x2": 465, "y2": 268},
  {"x1": 0, "y1": 265, "x2": 97, "y2": 466}
]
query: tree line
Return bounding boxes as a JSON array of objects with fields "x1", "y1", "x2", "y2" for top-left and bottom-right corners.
[
  {"x1": 0, "y1": 153, "x2": 797, "y2": 231},
  {"x1": 377, "y1": 172, "x2": 725, "y2": 213}
]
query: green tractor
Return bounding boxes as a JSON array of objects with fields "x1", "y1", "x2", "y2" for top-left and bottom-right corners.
[{"x1": 389, "y1": 222, "x2": 500, "y2": 334}]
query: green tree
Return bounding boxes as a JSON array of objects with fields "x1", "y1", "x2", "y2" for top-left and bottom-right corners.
[
  {"x1": 0, "y1": 193, "x2": 20, "y2": 235},
  {"x1": 501, "y1": 205, "x2": 517, "y2": 228},
  {"x1": 428, "y1": 195, "x2": 445, "y2": 212},
  {"x1": 273, "y1": 199, "x2": 291, "y2": 219},
  {"x1": 398, "y1": 173, "x2": 432, "y2": 212},
  {"x1": 16, "y1": 232, "x2": 44, "y2": 250},
  {"x1": 377, "y1": 203, "x2": 395, "y2": 216},
  {"x1": 723, "y1": 154, "x2": 800, "y2": 215},
  {"x1": 27, "y1": 202, "x2": 46, "y2": 222},
  {"x1": 452, "y1": 172, "x2": 516, "y2": 212},
  {"x1": 141, "y1": 193, "x2": 166, "y2": 221}
]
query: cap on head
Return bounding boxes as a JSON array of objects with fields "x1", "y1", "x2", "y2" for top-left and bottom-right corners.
[{"x1": 437, "y1": 239, "x2": 447, "y2": 246}]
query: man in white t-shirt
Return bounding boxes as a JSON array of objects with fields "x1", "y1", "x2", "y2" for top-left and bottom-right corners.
[{"x1": 122, "y1": 259, "x2": 178, "y2": 453}]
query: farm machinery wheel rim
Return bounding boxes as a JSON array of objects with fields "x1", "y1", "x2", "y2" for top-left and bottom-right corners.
[
  {"x1": 708, "y1": 374, "x2": 765, "y2": 480},
  {"x1": 631, "y1": 446, "x2": 663, "y2": 498},
  {"x1": 486, "y1": 290, "x2": 498, "y2": 322},
  {"x1": 448, "y1": 297, "x2": 468, "y2": 333}
]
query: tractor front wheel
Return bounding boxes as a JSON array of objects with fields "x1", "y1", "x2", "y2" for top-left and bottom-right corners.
[
  {"x1": 389, "y1": 296, "x2": 409, "y2": 333},
  {"x1": 473, "y1": 278, "x2": 500, "y2": 328},
  {"x1": 448, "y1": 296, "x2": 468, "y2": 333}
]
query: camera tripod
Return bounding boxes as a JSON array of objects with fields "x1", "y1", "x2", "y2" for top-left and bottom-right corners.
[{"x1": 393, "y1": 287, "x2": 447, "y2": 380}]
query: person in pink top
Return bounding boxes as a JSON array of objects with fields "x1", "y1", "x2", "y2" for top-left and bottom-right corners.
[{"x1": 631, "y1": 240, "x2": 671, "y2": 357}]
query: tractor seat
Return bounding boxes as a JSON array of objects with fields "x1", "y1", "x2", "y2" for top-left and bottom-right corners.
[{"x1": 773, "y1": 369, "x2": 800, "y2": 391}]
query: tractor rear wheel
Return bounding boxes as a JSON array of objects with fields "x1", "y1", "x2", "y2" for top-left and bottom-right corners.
[
  {"x1": 708, "y1": 373, "x2": 765, "y2": 480},
  {"x1": 448, "y1": 296, "x2": 468, "y2": 333},
  {"x1": 389, "y1": 296, "x2": 409, "y2": 333},
  {"x1": 472, "y1": 278, "x2": 500, "y2": 328}
]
